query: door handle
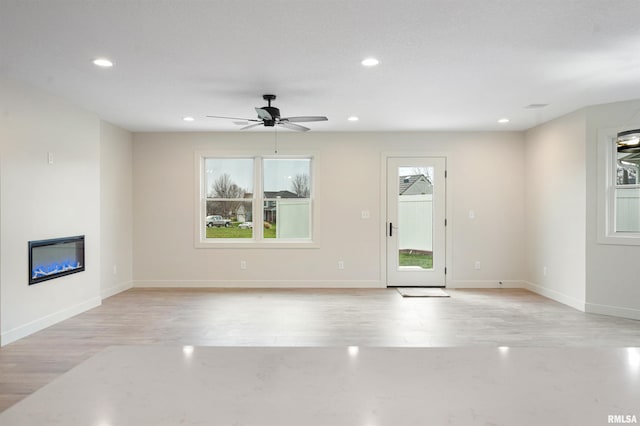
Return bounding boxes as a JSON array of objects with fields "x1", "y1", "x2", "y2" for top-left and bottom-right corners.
[{"x1": 389, "y1": 222, "x2": 393, "y2": 237}]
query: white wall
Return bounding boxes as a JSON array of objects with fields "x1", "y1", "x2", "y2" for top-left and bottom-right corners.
[
  {"x1": 585, "y1": 99, "x2": 640, "y2": 320},
  {"x1": 0, "y1": 77, "x2": 102, "y2": 345},
  {"x1": 100, "y1": 121, "x2": 133, "y2": 298},
  {"x1": 133, "y1": 131, "x2": 525, "y2": 288},
  {"x1": 523, "y1": 110, "x2": 587, "y2": 310}
]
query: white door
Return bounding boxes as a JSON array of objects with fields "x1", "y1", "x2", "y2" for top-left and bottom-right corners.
[{"x1": 387, "y1": 157, "x2": 446, "y2": 287}]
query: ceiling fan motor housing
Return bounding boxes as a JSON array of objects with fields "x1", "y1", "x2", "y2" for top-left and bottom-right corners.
[{"x1": 261, "y1": 106, "x2": 280, "y2": 126}]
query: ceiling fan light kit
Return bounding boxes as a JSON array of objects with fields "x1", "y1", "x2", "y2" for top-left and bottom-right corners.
[
  {"x1": 207, "y1": 94, "x2": 328, "y2": 132},
  {"x1": 617, "y1": 129, "x2": 640, "y2": 152}
]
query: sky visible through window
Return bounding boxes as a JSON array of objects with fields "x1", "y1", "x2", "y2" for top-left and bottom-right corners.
[{"x1": 205, "y1": 158, "x2": 310, "y2": 195}]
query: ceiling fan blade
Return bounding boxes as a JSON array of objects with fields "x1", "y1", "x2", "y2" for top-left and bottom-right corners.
[
  {"x1": 233, "y1": 120, "x2": 249, "y2": 125},
  {"x1": 207, "y1": 115, "x2": 260, "y2": 122},
  {"x1": 240, "y1": 122, "x2": 264, "y2": 131},
  {"x1": 280, "y1": 116, "x2": 328, "y2": 123},
  {"x1": 278, "y1": 122, "x2": 310, "y2": 132},
  {"x1": 255, "y1": 107, "x2": 273, "y2": 121}
]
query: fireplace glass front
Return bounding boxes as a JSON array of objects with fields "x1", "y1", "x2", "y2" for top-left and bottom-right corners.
[{"x1": 29, "y1": 235, "x2": 85, "y2": 285}]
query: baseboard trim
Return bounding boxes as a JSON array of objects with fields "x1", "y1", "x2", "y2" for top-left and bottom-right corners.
[
  {"x1": 446, "y1": 280, "x2": 524, "y2": 289},
  {"x1": 133, "y1": 279, "x2": 385, "y2": 289},
  {"x1": 585, "y1": 302, "x2": 640, "y2": 321},
  {"x1": 101, "y1": 281, "x2": 133, "y2": 299},
  {"x1": 0, "y1": 296, "x2": 101, "y2": 346},
  {"x1": 523, "y1": 281, "x2": 586, "y2": 312}
]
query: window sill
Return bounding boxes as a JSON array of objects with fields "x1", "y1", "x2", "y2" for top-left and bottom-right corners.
[{"x1": 598, "y1": 233, "x2": 640, "y2": 246}]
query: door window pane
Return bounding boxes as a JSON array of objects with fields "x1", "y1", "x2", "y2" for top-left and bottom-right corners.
[{"x1": 397, "y1": 166, "x2": 433, "y2": 269}]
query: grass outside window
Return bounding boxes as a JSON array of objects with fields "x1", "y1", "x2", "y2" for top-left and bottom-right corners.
[
  {"x1": 206, "y1": 223, "x2": 276, "y2": 239},
  {"x1": 399, "y1": 252, "x2": 433, "y2": 269}
]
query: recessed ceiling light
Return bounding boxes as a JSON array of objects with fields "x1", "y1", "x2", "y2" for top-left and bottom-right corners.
[
  {"x1": 183, "y1": 116, "x2": 195, "y2": 122},
  {"x1": 361, "y1": 58, "x2": 379, "y2": 67},
  {"x1": 93, "y1": 58, "x2": 113, "y2": 68},
  {"x1": 497, "y1": 118, "x2": 510, "y2": 124},
  {"x1": 524, "y1": 103, "x2": 549, "y2": 109},
  {"x1": 348, "y1": 116, "x2": 359, "y2": 122}
]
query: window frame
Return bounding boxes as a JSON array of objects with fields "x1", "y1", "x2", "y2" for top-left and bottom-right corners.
[
  {"x1": 194, "y1": 151, "x2": 319, "y2": 249},
  {"x1": 597, "y1": 127, "x2": 640, "y2": 245}
]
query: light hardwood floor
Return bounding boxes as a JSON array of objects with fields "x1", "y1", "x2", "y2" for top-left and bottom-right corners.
[{"x1": 1, "y1": 288, "x2": 639, "y2": 412}]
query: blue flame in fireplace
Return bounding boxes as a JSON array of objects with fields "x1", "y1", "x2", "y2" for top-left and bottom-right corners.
[{"x1": 32, "y1": 258, "x2": 82, "y2": 280}]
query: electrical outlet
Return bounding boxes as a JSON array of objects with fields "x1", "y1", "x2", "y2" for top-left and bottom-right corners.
[
  {"x1": 361, "y1": 210, "x2": 371, "y2": 219},
  {"x1": 48, "y1": 152, "x2": 54, "y2": 165},
  {"x1": 338, "y1": 260, "x2": 345, "y2": 270},
  {"x1": 474, "y1": 261, "x2": 481, "y2": 270},
  {"x1": 240, "y1": 260, "x2": 247, "y2": 270}
]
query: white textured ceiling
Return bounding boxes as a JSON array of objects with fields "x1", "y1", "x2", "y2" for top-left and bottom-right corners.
[{"x1": 2, "y1": 0, "x2": 640, "y2": 132}]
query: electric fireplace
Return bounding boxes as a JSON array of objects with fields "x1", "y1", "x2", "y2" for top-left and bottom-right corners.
[{"x1": 28, "y1": 235, "x2": 85, "y2": 285}]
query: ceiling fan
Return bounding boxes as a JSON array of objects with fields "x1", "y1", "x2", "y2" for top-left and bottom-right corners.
[{"x1": 207, "y1": 94, "x2": 328, "y2": 132}]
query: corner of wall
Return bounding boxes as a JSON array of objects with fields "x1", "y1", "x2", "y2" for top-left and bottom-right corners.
[
  {"x1": 99, "y1": 120, "x2": 133, "y2": 300},
  {"x1": 523, "y1": 109, "x2": 588, "y2": 311},
  {"x1": 523, "y1": 281, "x2": 586, "y2": 312},
  {"x1": 101, "y1": 281, "x2": 133, "y2": 299}
]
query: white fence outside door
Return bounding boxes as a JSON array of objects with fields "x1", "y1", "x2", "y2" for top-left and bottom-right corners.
[{"x1": 398, "y1": 194, "x2": 433, "y2": 252}]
